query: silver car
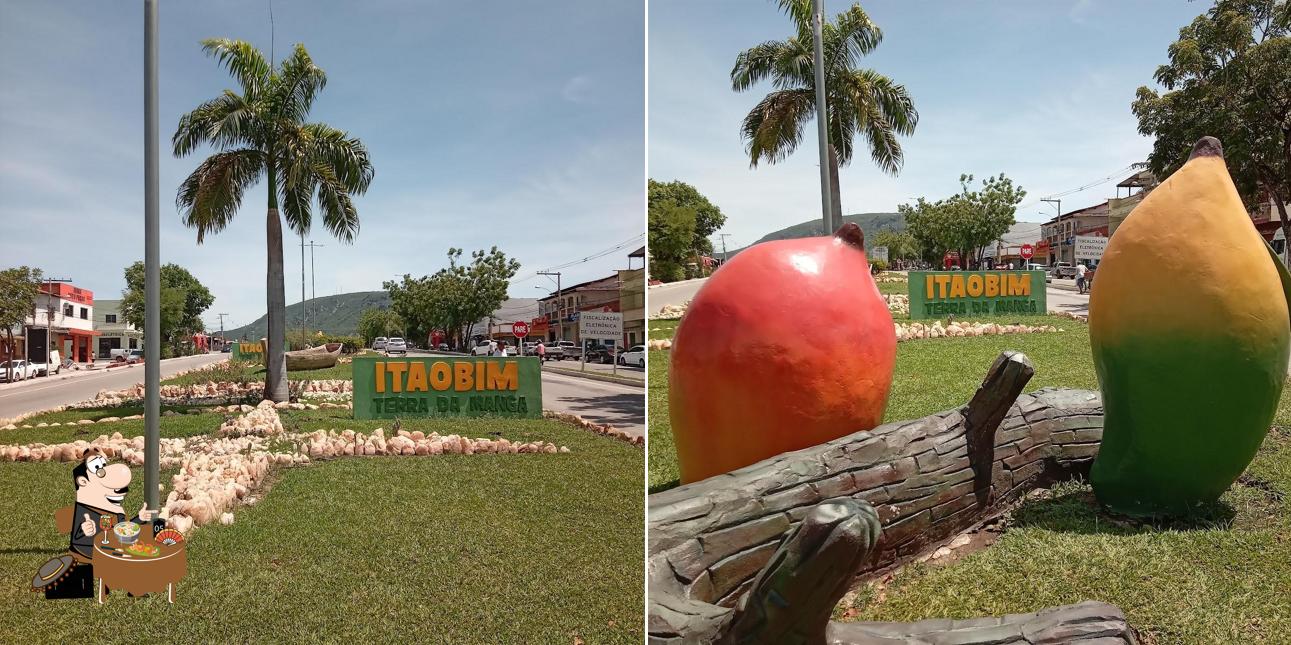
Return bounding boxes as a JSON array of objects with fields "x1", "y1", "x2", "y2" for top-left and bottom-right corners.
[
  {"x1": 373, "y1": 336, "x2": 388, "y2": 351},
  {"x1": 385, "y1": 337, "x2": 408, "y2": 355},
  {"x1": 0, "y1": 360, "x2": 35, "y2": 382}
]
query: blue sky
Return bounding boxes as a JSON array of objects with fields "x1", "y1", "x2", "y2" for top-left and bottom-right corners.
[
  {"x1": 0, "y1": 0, "x2": 644, "y2": 330},
  {"x1": 648, "y1": 0, "x2": 1205, "y2": 251}
]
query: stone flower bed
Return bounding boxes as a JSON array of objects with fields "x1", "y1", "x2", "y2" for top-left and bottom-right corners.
[
  {"x1": 543, "y1": 411, "x2": 643, "y2": 446},
  {"x1": 894, "y1": 320, "x2": 1062, "y2": 341},
  {"x1": 1, "y1": 401, "x2": 570, "y2": 536},
  {"x1": 884, "y1": 293, "x2": 909, "y2": 316},
  {"x1": 650, "y1": 302, "x2": 689, "y2": 320},
  {"x1": 652, "y1": 294, "x2": 912, "y2": 325}
]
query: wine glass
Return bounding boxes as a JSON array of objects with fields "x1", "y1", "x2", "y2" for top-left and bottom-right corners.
[{"x1": 99, "y1": 514, "x2": 114, "y2": 545}]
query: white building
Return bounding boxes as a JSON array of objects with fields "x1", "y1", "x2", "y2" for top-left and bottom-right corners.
[
  {"x1": 25, "y1": 283, "x2": 100, "y2": 364},
  {"x1": 93, "y1": 299, "x2": 142, "y2": 359}
]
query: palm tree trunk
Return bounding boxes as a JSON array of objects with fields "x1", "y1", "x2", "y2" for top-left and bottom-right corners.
[
  {"x1": 828, "y1": 144, "x2": 843, "y2": 233},
  {"x1": 264, "y1": 206, "x2": 290, "y2": 402}
]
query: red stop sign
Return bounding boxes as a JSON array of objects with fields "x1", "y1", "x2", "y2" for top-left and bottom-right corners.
[
  {"x1": 512, "y1": 321, "x2": 529, "y2": 338},
  {"x1": 1020, "y1": 244, "x2": 1034, "y2": 260}
]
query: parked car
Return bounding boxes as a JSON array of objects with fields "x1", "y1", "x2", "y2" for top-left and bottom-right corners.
[
  {"x1": 471, "y1": 340, "x2": 496, "y2": 356},
  {"x1": 1025, "y1": 263, "x2": 1046, "y2": 271},
  {"x1": 386, "y1": 337, "x2": 408, "y2": 356},
  {"x1": 32, "y1": 350, "x2": 62, "y2": 377},
  {"x1": 0, "y1": 360, "x2": 35, "y2": 382},
  {"x1": 372, "y1": 337, "x2": 388, "y2": 351},
  {"x1": 585, "y1": 345, "x2": 616, "y2": 364},
  {"x1": 110, "y1": 348, "x2": 133, "y2": 360},
  {"x1": 555, "y1": 340, "x2": 580, "y2": 360},
  {"x1": 436, "y1": 342, "x2": 449, "y2": 352},
  {"x1": 618, "y1": 345, "x2": 645, "y2": 368},
  {"x1": 1051, "y1": 262, "x2": 1077, "y2": 279},
  {"x1": 221, "y1": 344, "x2": 233, "y2": 353}
]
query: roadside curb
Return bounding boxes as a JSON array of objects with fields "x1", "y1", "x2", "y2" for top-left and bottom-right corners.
[{"x1": 542, "y1": 366, "x2": 644, "y2": 387}]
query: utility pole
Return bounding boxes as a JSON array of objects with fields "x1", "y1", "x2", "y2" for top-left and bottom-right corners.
[
  {"x1": 217, "y1": 313, "x2": 229, "y2": 346},
  {"x1": 305, "y1": 241, "x2": 323, "y2": 325},
  {"x1": 143, "y1": 0, "x2": 161, "y2": 515},
  {"x1": 811, "y1": 0, "x2": 833, "y2": 233},
  {"x1": 300, "y1": 232, "x2": 307, "y2": 338},
  {"x1": 718, "y1": 233, "x2": 731, "y2": 264},
  {"x1": 537, "y1": 271, "x2": 562, "y2": 341},
  {"x1": 40, "y1": 278, "x2": 73, "y2": 366},
  {"x1": 1041, "y1": 198, "x2": 1062, "y2": 266}
]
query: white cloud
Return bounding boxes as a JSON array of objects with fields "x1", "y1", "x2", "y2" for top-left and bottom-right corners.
[{"x1": 561, "y1": 75, "x2": 593, "y2": 103}]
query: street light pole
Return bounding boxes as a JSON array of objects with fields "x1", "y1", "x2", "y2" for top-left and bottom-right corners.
[
  {"x1": 718, "y1": 233, "x2": 731, "y2": 264},
  {"x1": 811, "y1": 0, "x2": 833, "y2": 234},
  {"x1": 537, "y1": 271, "x2": 562, "y2": 342},
  {"x1": 305, "y1": 241, "x2": 323, "y2": 326},
  {"x1": 1041, "y1": 198, "x2": 1062, "y2": 266},
  {"x1": 143, "y1": 0, "x2": 161, "y2": 514}
]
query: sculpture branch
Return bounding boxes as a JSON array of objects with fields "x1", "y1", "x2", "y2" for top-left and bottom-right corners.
[{"x1": 648, "y1": 352, "x2": 1137, "y2": 644}]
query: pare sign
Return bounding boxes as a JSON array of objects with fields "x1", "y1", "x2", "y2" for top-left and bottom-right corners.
[{"x1": 352, "y1": 356, "x2": 542, "y2": 419}]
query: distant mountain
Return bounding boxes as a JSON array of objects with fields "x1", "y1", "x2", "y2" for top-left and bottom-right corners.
[
  {"x1": 727, "y1": 212, "x2": 905, "y2": 256},
  {"x1": 220, "y1": 292, "x2": 541, "y2": 340},
  {"x1": 222, "y1": 291, "x2": 391, "y2": 340}
]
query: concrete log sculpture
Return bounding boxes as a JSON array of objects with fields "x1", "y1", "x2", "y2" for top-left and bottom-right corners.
[{"x1": 648, "y1": 352, "x2": 1137, "y2": 644}]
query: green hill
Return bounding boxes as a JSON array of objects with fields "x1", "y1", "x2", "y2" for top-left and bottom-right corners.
[
  {"x1": 729, "y1": 212, "x2": 904, "y2": 255},
  {"x1": 222, "y1": 291, "x2": 391, "y2": 340}
]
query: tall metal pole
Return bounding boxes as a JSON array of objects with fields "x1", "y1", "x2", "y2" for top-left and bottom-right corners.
[
  {"x1": 143, "y1": 0, "x2": 161, "y2": 514},
  {"x1": 305, "y1": 241, "x2": 323, "y2": 326},
  {"x1": 300, "y1": 232, "x2": 306, "y2": 338},
  {"x1": 811, "y1": 0, "x2": 832, "y2": 234}
]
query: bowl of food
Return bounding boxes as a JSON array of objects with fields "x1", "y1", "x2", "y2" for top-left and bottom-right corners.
[{"x1": 112, "y1": 521, "x2": 141, "y2": 545}]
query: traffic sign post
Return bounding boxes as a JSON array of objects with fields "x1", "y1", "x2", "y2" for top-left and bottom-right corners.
[
  {"x1": 512, "y1": 321, "x2": 529, "y2": 356},
  {"x1": 1020, "y1": 243, "x2": 1034, "y2": 265},
  {"x1": 578, "y1": 311, "x2": 623, "y2": 375}
]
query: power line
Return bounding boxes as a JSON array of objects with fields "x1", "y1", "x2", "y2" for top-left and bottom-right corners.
[
  {"x1": 514, "y1": 233, "x2": 644, "y2": 282},
  {"x1": 1018, "y1": 164, "x2": 1139, "y2": 210}
]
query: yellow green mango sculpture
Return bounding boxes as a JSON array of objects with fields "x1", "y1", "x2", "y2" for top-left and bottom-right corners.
[{"x1": 1089, "y1": 136, "x2": 1291, "y2": 516}]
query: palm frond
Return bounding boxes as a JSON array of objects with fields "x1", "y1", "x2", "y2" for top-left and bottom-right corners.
[
  {"x1": 271, "y1": 43, "x2": 327, "y2": 125},
  {"x1": 200, "y1": 39, "x2": 270, "y2": 99},
  {"x1": 827, "y1": 5, "x2": 883, "y2": 69},
  {"x1": 175, "y1": 149, "x2": 264, "y2": 243},
  {"x1": 302, "y1": 123, "x2": 373, "y2": 194},
  {"x1": 732, "y1": 40, "x2": 793, "y2": 92},
  {"x1": 277, "y1": 153, "x2": 316, "y2": 236},
  {"x1": 775, "y1": 0, "x2": 815, "y2": 45},
  {"x1": 311, "y1": 163, "x2": 360, "y2": 243},
  {"x1": 740, "y1": 89, "x2": 815, "y2": 168},
  {"x1": 172, "y1": 90, "x2": 261, "y2": 156}
]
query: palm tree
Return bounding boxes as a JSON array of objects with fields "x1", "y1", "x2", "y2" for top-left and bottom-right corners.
[
  {"x1": 732, "y1": 1, "x2": 917, "y2": 231},
  {"x1": 174, "y1": 39, "x2": 373, "y2": 401}
]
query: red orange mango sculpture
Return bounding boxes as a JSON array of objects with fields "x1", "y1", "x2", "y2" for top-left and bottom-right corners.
[{"x1": 668, "y1": 223, "x2": 896, "y2": 483}]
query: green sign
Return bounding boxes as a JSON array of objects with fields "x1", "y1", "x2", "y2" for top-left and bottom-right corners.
[
  {"x1": 352, "y1": 356, "x2": 543, "y2": 420},
  {"x1": 232, "y1": 340, "x2": 264, "y2": 362},
  {"x1": 908, "y1": 270, "x2": 1047, "y2": 319}
]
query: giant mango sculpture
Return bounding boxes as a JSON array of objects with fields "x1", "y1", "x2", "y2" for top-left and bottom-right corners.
[{"x1": 1089, "y1": 136, "x2": 1291, "y2": 516}]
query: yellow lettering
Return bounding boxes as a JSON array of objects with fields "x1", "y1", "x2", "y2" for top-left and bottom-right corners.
[
  {"x1": 475, "y1": 362, "x2": 486, "y2": 391},
  {"x1": 454, "y1": 362, "x2": 473, "y2": 391},
  {"x1": 984, "y1": 274, "x2": 1000, "y2": 297},
  {"x1": 406, "y1": 362, "x2": 428, "y2": 392},
  {"x1": 386, "y1": 362, "x2": 406, "y2": 393},
  {"x1": 966, "y1": 274, "x2": 983, "y2": 297},
  {"x1": 925, "y1": 274, "x2": 934, "y2": 298},
  {"x1": 934, "y1": 274, "x2": 951, "y2": 299},
  {"x1": 949, "y1": 275, "x2": 966, "y2": 298},
  {"x1": 375, "y1": 362, "x2": 386, "y2": 393},
  {"x1": 430, "y1": 362, "x2": 451, "y2": 391},
  {"x1": 486, "y1": 361, "x2": 519, "y2": 391}
]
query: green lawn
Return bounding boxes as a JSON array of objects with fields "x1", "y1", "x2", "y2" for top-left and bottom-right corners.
[
  {"x1": 162, "y1": 359, "x2": 354, "y2": 386},
  {"x1": 2, "y1": 403, "x2": 643, "y2": 642},
  {"x1": 648, "y1": 314, "x2": 1291, "y2": 643}
]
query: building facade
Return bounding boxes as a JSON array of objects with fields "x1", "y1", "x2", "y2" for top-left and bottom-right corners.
[
  {"x1": 93, "y1": 299, "x2": 142, "y2": 359},
  {"x1": 1040, "y1": 202, "x2": 1111, "y2": 266},
  {"x1": 25, "y1": 283, "x2": 99, "y2": 364}
]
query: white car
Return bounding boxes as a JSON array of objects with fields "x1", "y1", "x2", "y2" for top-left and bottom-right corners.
[
  {"x1": 471, "y1": 340, "x2": 495, "y2": 356},
  {"x1": 618, "y1": 345, "x2": 645, "y2": 368},
  {"x1": 386, "y1": 337, "x2": 408, "y2": 355},
  {"x1": 0, "y1": 360, "x2": 36, "y2": 382},
  {"x1": 32, "y1": 350, "x2": 63, "y2": 377},
  {"x1": 372, "y1": 337, "x2": 388, "y2": 351}
]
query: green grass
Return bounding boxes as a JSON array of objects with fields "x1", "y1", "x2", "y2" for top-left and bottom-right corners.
[
  {"x1": 649, "y1": 313, "x2": 1291, "y2": 643},
  {"x1": 1, "y1": 403, "x2": 643, "y2": 642},
  {"x1": 877, "y1": 278, "x2": 908, "y2": 295},
  {"x1": 1, "y1": 408, "x2": 223, "y2": 445}
]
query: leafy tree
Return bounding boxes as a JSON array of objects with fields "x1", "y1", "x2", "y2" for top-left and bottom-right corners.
[
  {"x1": 732, "y1": 0, "x2": 918, "y2": 230},
  {"x1": 356, "y1": 307, "x2": 404, "y2": 345},
  {"x1": 1132, "y1": 0, "x2": 1291, "y2": 260},
  {"x1": 869, "y1": 230, "x2": 920, "y2": 262},
  {"x1": 649, "y1": 179, "x2": 726, "y2": 254},
  {"x1": 120, "y1": 262, "x2": 214, "y2": 351},
  {"x1": 648, "y1": 201, "x2": 697, "y2": 283},
  {"x1": 385, "y1": 248, "x2": 519, "y2": 349},
  {"x1": 903, "y1": 174, "x2": 1026, "y2": 266},
  {"x1": 174, "y1": 39, "x2": 374, "y2": 401},
  {"x1": 0, "y1": 266, "x2": 42, "y2": 380}
]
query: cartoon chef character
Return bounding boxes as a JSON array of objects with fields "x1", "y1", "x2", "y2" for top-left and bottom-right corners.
[{"x1": 70, "y1": 452, "x2": 155, "y2": 560}]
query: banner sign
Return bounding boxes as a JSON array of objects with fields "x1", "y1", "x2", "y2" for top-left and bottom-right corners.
[
  {"x1": 908, "y1": 271, "x2": 1046, "y2": 319},
  {"x1": 1074, "y1": 235, "x2": 1108, "y2": 261},
  {"x1": 352, "y1": 356, "x2": 542, "y2": 419},
  {"x1": 232, "y1": 340, "x2": 264, "y2": 362},
  {"x1": 579, "y1": 311, "x2": 623, "y2": 339}
]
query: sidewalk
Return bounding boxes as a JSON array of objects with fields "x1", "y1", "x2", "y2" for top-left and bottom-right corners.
[{"x1": 0, "y1": 355, "x2": 215, "y2": 392}]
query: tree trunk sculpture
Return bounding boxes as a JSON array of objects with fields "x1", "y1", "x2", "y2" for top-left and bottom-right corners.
[{"x1": 648, "y1": 352, "x2": 1137, "y2": 644}]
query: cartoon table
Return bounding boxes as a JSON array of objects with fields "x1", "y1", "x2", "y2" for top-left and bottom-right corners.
[{"x1": 92, "y1": 529, "x2": 186, "y2": 604}]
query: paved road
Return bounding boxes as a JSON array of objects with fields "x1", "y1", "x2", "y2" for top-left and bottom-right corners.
[
  {"x1": 0, "y1": 353, "x2": 228, "y2": 421},
  {"x1": 650, "y1": 275, "x2": 1090, "y2": 317},
  {"x1": 410, "y1": 350, "x2": 645, "y2": 439}
]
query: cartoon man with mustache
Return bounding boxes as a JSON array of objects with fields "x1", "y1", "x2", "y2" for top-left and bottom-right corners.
[{"x1": 33, "y1": 451, "x2": 155, "y2": 599}]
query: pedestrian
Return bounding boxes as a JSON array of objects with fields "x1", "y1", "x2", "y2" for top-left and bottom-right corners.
[
  {"x1": 536, "y1": 340, "x2": 546, "y2": 365},
  {"x1": 1076, "y1": 263, "x2": 1088, "y2": 294},
  {"x1": 493, "y1": 341, "x2": 507, "y2": 357}
]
